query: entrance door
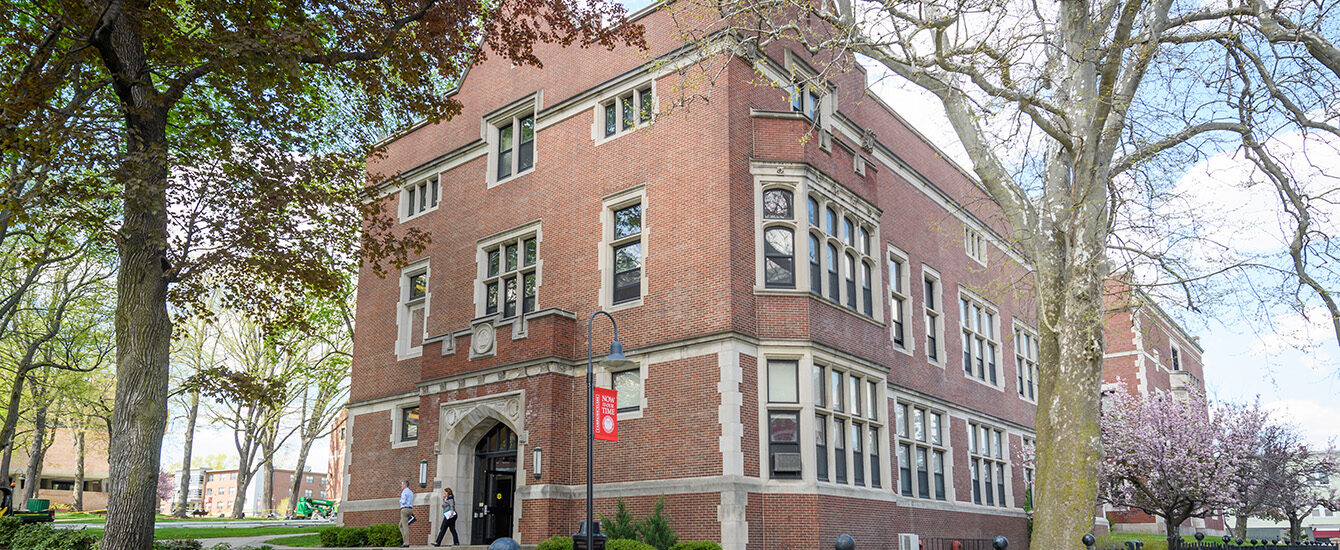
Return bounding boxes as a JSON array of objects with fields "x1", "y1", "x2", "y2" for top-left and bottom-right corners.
[{"x1": 471, "y1": 423, "x2": 518, "y2": 545}]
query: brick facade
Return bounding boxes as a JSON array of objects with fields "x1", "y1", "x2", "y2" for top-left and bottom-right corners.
[
  {"x1": 9, "y1": 428, "x2": 109, "y2": 511},
  {"x1": 340, "y1": 5, "x2": 1211, "y2": 548}
]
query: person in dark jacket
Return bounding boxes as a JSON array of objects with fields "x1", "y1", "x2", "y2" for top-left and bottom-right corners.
[{"x1": 432, "y1": 487, "x2": 459, "y2": 547}]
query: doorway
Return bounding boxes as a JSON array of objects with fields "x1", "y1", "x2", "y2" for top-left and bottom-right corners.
[{"x1": 471, "y1": 423, "x2": 517, "y2": 545}]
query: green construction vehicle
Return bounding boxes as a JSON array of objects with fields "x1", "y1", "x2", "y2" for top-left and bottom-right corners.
[
  {"x1": 292, "y1": 497, "x2": 337, "y2": 520},
  {"x1": 0, "y1": 486, "x2": 54, "y2": 523}
]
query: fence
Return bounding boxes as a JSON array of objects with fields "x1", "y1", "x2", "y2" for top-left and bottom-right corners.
[
  {"x1": 1096, "y1": 538, "x2": 1336, "y2": 550},
  {"x1": 921, "y1": 538, "x2": 1002, "y2": 550}
]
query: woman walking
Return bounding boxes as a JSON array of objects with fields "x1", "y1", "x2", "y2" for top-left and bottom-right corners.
[{"x1": 433, "y1": 487, "x2": 459, "y2": 547}]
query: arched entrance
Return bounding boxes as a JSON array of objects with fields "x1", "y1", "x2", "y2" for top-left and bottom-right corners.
[{"x1": 471, "y1": 423, "x2": 517, "y2": 545}]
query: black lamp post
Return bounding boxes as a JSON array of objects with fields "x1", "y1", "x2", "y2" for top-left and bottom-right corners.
[{"x1": 583, "y1": 310, "x2": 633, "y2": 550}]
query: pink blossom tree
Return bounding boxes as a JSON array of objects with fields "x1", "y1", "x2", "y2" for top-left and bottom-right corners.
[
  {"x1": 1222, "y1": 400, "x2": 1285, "y2": 540},
  {"x1": 156, "y1": 471, "x2": 175, "y2": 504},
  {"x1": 1100, "y1": 388, "x2": 1255, "y2": 543},
  {"x1": 1260, "y1": 444, "x2": 1340, "y2": 543}
]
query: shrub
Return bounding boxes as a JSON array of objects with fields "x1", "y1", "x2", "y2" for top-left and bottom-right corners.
[
  {"x1": 536, "y1": 535, "x2": 575, "y2": 550},
  {"x1": 608, "y1": 540, "x2": 656, "y2": 550},
  {"x1": 364, "y1": 524, "x2": 401, "y2": 547},
  {"x1": 670, "y1": 543, "x2": 722, "y2": 550},
  {"x1": 9, "y1": 524, "x2": 100, "y2": 550},
  {"x1": 0, "y1": 517, "x2": 24, "y2": 546},
  {"x1": 636, "y1": 497, "x2": 678, "y2": 550},
  {"x1": 208, "y1": 544, "x2": 234, "y2": 550},
  {"x1": 155, "y1": 540, "x2": 205, "y2": 550},
  {"x1": 319, "y1": 526, "x2": 344, "y2": 547},
  {"x1": 602, "y1": 499, "x2": 638, "y2": 541},
  {"x1": 335, "y1": 526, "x2": 368, "y2": 548}
]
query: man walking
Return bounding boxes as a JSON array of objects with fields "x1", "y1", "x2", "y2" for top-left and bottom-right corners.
[{"x1": 399, "y1": 479, "x2": 416, "y2": 547}]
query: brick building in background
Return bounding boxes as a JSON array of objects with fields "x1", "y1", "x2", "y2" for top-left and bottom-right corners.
[
  {"x1": 187, "y1": 468, "x2": 328, "y2": 517},
  {"x1": 8, "y1": 428, "x2": 109, "y2": 511},
  {"x1": 338, "y1": 3, "x2": 1211, "y2": 548}
]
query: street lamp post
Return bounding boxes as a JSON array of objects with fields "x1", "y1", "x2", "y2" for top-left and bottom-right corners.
[{"x1": 583, "y1": 310, "x2": 633, "y2": 550}]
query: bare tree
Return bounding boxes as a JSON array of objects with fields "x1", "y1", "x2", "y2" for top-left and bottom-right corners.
[{"x1": 672, "y1": 0, "x2": 1340, "y2": 544}]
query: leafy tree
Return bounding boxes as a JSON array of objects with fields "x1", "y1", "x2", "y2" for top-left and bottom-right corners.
[
  {"x1": 1224, "y1": 403, "x2": 1293, "y2": 540},
  {"x1": 601, "y1": 498, "x2": 639, "y2": 540},
  {"x1": 1100, "y1": 388, "x2": 1257, "y2": 542},
  {"x1": 2, "y1": 1, "x2": 644, "y2": 547},
  {"x1": 677, "y1": 0, "x2": 1340, "y2": 545}
]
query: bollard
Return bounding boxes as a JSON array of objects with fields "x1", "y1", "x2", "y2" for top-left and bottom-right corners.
[
  {"x1": 1222, "y1": 535, "x2": 1231, "y2": 544},
  {"x1": 1195, "y1": 532, "x2": 1205, "y2": 542},
  {"x1": 835, "y1": 534, "x2": 855, "y2": 550},
  {"x1": 488, "y1": 538, "x2": 522, "y2": 550},
  {"x1": 1082, "y1": 534, "x2": 1096, "y2": 549},
  {"x1": 1235, "y1": 539, "x2": 1243, "y2": 546},
  {"x1": 992, "y1": 535, "x2": 1008, "y2": 550}
]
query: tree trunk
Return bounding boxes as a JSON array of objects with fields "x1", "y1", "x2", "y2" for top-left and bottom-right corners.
[
  {"x1": 22, "y1": 404, "x2": 49, "y2": 503},
  {"x1": 172, "y1": 390, "x2": 199, "y2": 517},
  {"x1": 287, "y1": 438, "x2": 313, "y2": 517},
  {"x1": 1288, "y1": 515, "x2": 1303, "y2": 543},
  {"x1": 260, "y1": 438, "x2": 274, "y2": 518},
  {"x1": 74, "y1": 430, "x2": 85, "y2": 511},
  {"x1": 0, "y1": 368, "x2": 30, "y2": 488},
  {"x1": 232, "y1": 468, "x2": 253, "y2": 518},
  {"x1": 1234, "y1": 514, "x2": 1248, "y2": 541}
]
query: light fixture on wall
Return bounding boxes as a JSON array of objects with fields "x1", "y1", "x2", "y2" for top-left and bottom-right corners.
[
  {"x1": 533, "y1": 446, "x2": 542, "y2": 479},
  {"x1": 419, "y1": 459, "x2": 428, "y2": 488}
]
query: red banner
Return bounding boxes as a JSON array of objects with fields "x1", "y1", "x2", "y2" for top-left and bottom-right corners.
[{"x1": 594, "y1": 386, "x2": 619, "y2": 442}]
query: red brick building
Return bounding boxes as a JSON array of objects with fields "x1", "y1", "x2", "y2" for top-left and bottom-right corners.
[
  {"x1": 340, "y1": 5, "x2": 1209, "y2": 548},
  {"x1": 9, "y1": 428, "x2": 109, "y2": 511},
  {"x1": 194, "y1": 468, "x2": 328, "y2": 517}
]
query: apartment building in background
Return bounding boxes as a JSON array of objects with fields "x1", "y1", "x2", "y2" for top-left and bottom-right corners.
[
  {"x1": 336, "y1": 3, "x2": 1213, "y2": 548},
  {"x1": 8, "y1": 428, "x2": 109, "y2": 511},
  {"x1": 175, "y1": 467, "x2": 328, "y2": 517}
]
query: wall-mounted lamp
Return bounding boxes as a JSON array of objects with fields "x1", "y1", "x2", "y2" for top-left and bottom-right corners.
[
  {"x1": 533, "y1": 446, "x2": 542, "y2": 479},
  {"x1": 419, "y1": 459, "x2": 428, "y2": 488}
]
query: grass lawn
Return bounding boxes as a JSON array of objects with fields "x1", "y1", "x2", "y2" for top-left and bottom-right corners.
[
  {"x1": 264, "y1": 533, "x2": 322, "y2": 547},
  {"x1": 77, "y1": 525, "x2": 328, "y2": 541},
  {"x1": 1096, "y1": 533, "x2": 1222, "y2": 550},
  {"x1": 55, "y1": 513, "x2": 262, "y2": 524}
]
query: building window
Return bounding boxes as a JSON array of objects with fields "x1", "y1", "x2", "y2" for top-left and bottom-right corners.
[
  {"x1": 611, "y1": 368, "x2": 642, "y2": 412},
  {"x1": 400, "y1": 406, "x2": 419, "y2": 442},
  {"x1": 768, "y1": 411, "x2": 801, "y2": 479},
  {"x1": 603, "y1": 191, "x2": 646, "y2": 308},
  {"x1": 815, "y1": 414, "x2": 828, "y2": 481},
  {"x1": 806, "y1": 196, "x2": 877, "y2": 315},
  {"x1": 1016, "y1": 324, "x2": 1038, "y2": 402},
  {"x1": 1170, "y1": 343, "x2": 1181, "y2": 371},
  {"x1": 764, "y1": 227, "x2": 796, "y2": 289},
  {"x1": 306, "y1": 476, "x2": 314, "y2": 484},
  {"x1": 402, "y1": 176, "x2": 439, "y2": 220},
  {"x1": 844, "y1": 253, "x2": 857, "y2": 310},
  {"x1": 1022, "y1": 436, "x2": 1036, "y2": 490},
  {"x1": 896, "y1": 402, "x2": 946, "y2": 500},
  {"x1": 480, "y1": 229, "x2": 539, "y2": 319},
  {"x1": 397, "y1": 263, "x2": 429, "y2": 359},
  {"x1": 969, "y1": 422, "x2": 1008, "y2": 507},
  {"x1": 494, "y1": 112, "x2": 535, "y2": 181},
  {"x1": 826, "y1": 243, "x2": 840, "y2": 301},
  {"x1": 305, "y1": 490, "x2": 313, "y2": 497},
  {"x1": 809, "y1": 233, "x2": 822, "y2": 294},
  {"x1": 960, "y1": 293, "x2": 999, "y2": 386},
  {"x1": 602, "y1": 83, "x2": 654, "y2": 139},
  {"x1": 924, "y1": 270, "x2": 942, "y2": 363},
  {"x1": 789, "y1": 78, "x2": 823, "y2": 122},
  {"x1": 964, "y1": 226, "x2": 987, "y2": 265},
  {"x1": 813, "y1": 363, "x2": 883, "y2": 487},
  {"x1": 861, "y1": 261, "x2": 873, "y2": 316},
  {"x1": 889, "y1": 249, "x2": 910, "y2": 350}
]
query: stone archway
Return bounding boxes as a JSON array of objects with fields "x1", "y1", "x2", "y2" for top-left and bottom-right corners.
[{"x1": 432, "y1": 392, "x2": 527, "y2": 546}]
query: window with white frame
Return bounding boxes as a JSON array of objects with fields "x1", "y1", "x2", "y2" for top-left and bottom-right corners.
[
  {"x1": 766, "y1": 359, "x2": 802, "y2": 479},
  {"x1": 402, "y1": 176, "x2": 439, "y2": 220},
  {"x1": 1021, "y1": 436, "x2": 1036, "y2": 490},
  {"x1": 1170, "y1": 342, "x2": 1181, "y2": 371},
  {"x1": 603, "y1": 190, "x2": 646, "y2": 308},
  {"x1": 762, "y1": 188, "x2": 797, "y2": 289},
  {"x1": 960, "y1": 292, "x2": 1000, "y2": 386},
  {"x1": 811, "y1": 362, "x2": 883, "y2": 486},
  {"x1": 895, "y1": 402, "x2": 946, "y2": 500},
  {"x1": 964, "y1": 225, "x2": 987, "y2": 265},
  {"x1": 397, "y1": 263, "x2": 429, "y2": 358},
  {"x1": 400, "y1": 406, "x2": 419, "y2": 442},
  {"x1": 602, "y1": 83, "x2": 654, "y2": 139},
  {"x1": 924, "y1": 269, "x2": 943, "y2": 363},
  {"x1": 806, "y1": 194, "x2": 878, "y2": 317},
  {"x1": 889, "y1": 248, "x2": 911, "y2": 351},
  {"x1": 480, "y1": 229, "x2": 539, "y2": 319},
  {"x1": 611, "y1": 366, "x2": 642, "y2": 413},
  {"x1": 495, "y1": 112, "x2": 534, "y2": 182},
  {"x1": 969, "y1": 422, "x2": 1008, "y2": 507},
  {"x1": 1015, "y1": 324, "x2": 1038, "y2": 402}
]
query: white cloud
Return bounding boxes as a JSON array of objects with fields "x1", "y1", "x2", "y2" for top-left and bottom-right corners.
[{"x1": 1263, "y1": 399, "x2": 1340, "y2": 448}]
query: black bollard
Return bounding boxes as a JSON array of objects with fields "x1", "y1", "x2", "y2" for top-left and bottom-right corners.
[
  {"x1": 835, "y1": 534, "x2": 855, "y2": 550},
  {"x1": 1195, "y1": 532, "x2": 1205, "y2": 542},
  {"x1": 992, "y1": 535, "x2": 1008, "y2": 550},
  {"x1": 1082, "y1": 534, "x2": 1096, "y2": 549}
]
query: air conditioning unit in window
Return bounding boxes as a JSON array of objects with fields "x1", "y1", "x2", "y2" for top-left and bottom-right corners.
[
  {"x1": 771, "y1": 452, "x2": 802, "y2": 473},
  {"x1": 897, "y1": 534, "x2": 919, "y2": 550}
]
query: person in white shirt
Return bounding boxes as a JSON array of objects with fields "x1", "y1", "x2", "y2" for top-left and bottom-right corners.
[{"x1": 398, "y1": 480, "x2": 415, "y2": 547}]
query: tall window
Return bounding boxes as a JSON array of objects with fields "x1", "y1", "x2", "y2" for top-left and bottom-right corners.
[
  {"x1": 896, "y1": 403, "x2": 946, "y2": 500},
  {"x1": 1022, "y1": 437, "x2": 1036, "y2": 491},
  {"x1": 808, "y1": 196, "x2": 877, "y2": 316},
  {"x1": 969, "y1": 422, "x2": 1008, "y2": 507},
  {"x1": 809, "y1": 234, "x2": 822, "y2": 293},
  {"x1": 844, "y1": 253, "x2": 857, "y2": 310},
  {"x1": 603, "y1": 84, "x2": 654, "y2": 138},
  {"x1": 790, "y1": 80, "x2": 822, "y2": 121},
  {"x1": 1016, "y1": 326, "x2": 1038, "y2": 401},
  {"x1": 813, "y1": 363, "x2": 882, "y2": 487},
  {"x1": 403, "y1": 176, "x2": 439, "y2": 219},
  {"x1": 762, "y1": 188, "x2": 797, "y2": 289},
  {"x1": 767, "y1": 359, "x2": 801, "y2": 479},
  {"x1": 827, "y1": 244, "x2": 840, "y2": 301},
  {"x1": 960, "y1": 294, "x2": 999, "y2": 385},
  {"x1": 400, "y1": 406, "x2": 419, "y2": 442},
  {"x1": 495, "y1": 111, "x2": 535, "y2": 181},
  {"x1": 609, "y1": 202, "x2": 644, "y2": 305},
  {"x1": 398, "y1": 264, "x2": 429, "y2": 358},
  {"x1": 482, "y1": 234, "x2": 538, "y2": 318},
  {"x1": 924, "y1": 272, "x2": 942, "y2": 363},
  {"x1": 815, "y1": 414, "x2": 828, "y2": 481},
  {"x1": 889, "y1": 252, "x2": 910, "y2": 349},
  {"x1": 964, "y1": 226, "x2": 987, "y2": 265},
  {"x1": 1170, "y1": 344, "x2": 1181, "y2": 371}
]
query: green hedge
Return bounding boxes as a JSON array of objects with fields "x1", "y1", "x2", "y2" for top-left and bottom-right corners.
[
  {"x1": 608, "y1": 540, "x2": 656, "y2": 550},
  {"x1": 154, "y1": 540, "x2": 205, "y2": 550},
  {"x1": 537, "y1": 535, "x2": 574, "y2": 550},
  {"x1": 317, "y1": 524, "x2": 400, "y2": 548},
  {"x1": 0, "y1": 517, "x2": 23, "y2": 547},
  {"x1": 7, "y1": 524, "x2": 100, "y2": 550},
  {"x1": 669, "y1": 543, "x2": 722, "y2": 550}
]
